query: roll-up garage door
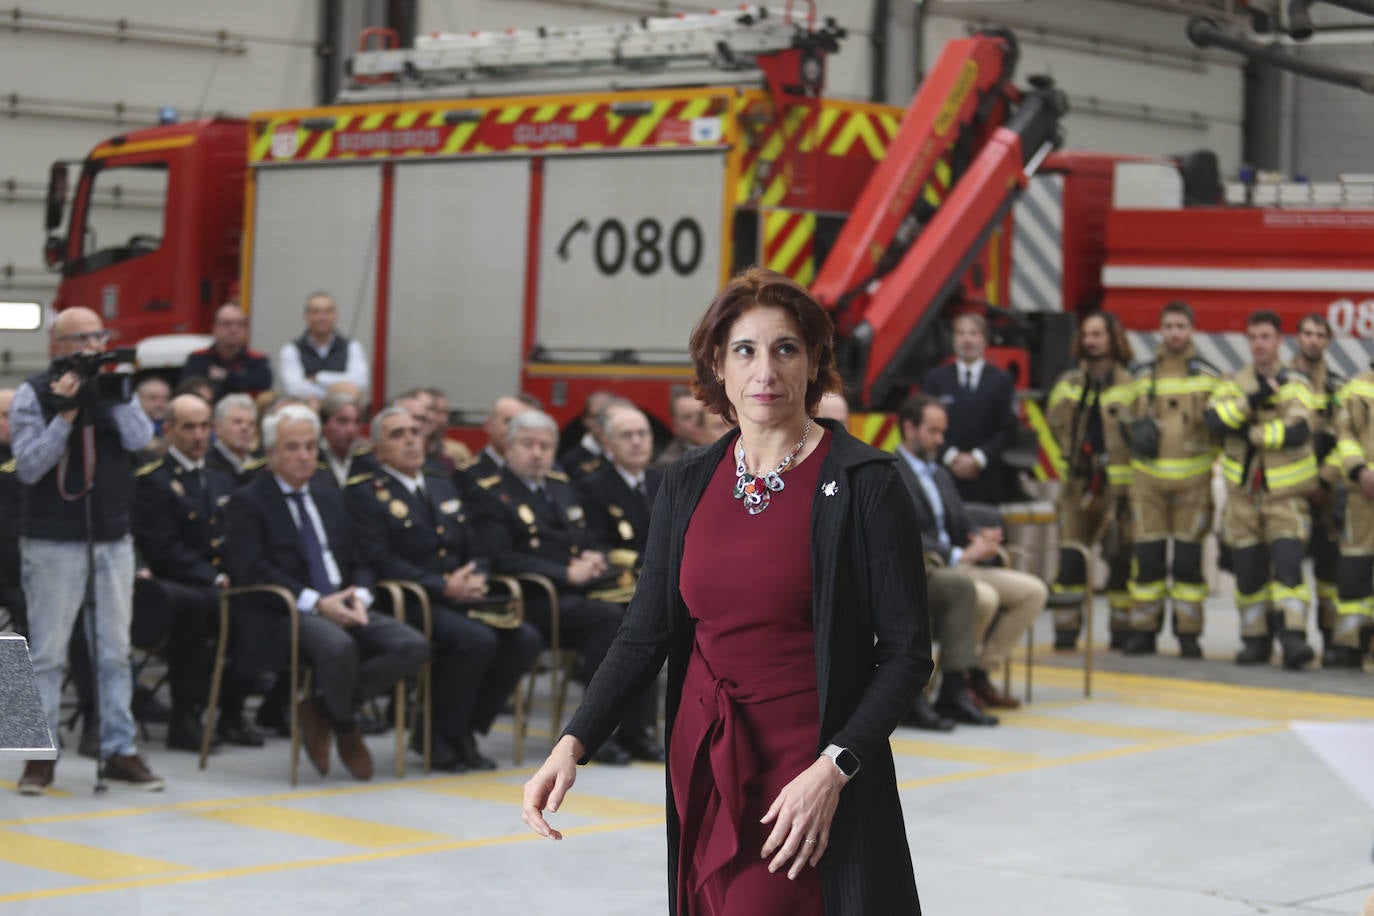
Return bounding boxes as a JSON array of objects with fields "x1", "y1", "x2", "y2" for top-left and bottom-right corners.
[
  {"x1": 387, "y1": 159, "x2": 530, "y2": 413},
  {"x1": 248, "y1": 165, "x2": 383, "y2": 392}
]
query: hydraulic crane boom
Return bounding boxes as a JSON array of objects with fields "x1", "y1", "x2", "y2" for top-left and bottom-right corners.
[
  {"x1": 810, "y1": 29, "x2": 1020, "y2": 334},
  {"x1": 849, "y1": 80, "x2": 1066, "y2": 407}
]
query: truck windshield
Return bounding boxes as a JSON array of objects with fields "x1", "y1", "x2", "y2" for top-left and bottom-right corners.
[{"x1": 68, "y1": 162, "x2": 168, "y2": 274}]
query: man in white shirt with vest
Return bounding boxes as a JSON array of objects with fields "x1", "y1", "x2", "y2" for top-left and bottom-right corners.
[{"x1": 278, "y1": 292, "x2": 370, "y2": 402}]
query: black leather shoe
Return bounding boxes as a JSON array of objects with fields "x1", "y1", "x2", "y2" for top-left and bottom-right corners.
[
  {"x1": 167, "y1": 712, "x2": 216, "y2": 753},
  {"x1": 935, "y1": 690, "x2": 999, "y2": 726},
  {"x1": 1322, "y1": 645, "x2": 1364, "y2": 669},
  {"x1": 421, "y1": 733, "x2": 467, "y2": 773},
  {"x1": 617, "y1": 730, "x2": 666, "y2": 763},
  {"x1": 1234, "y1": 636, "x2": 1271, "y2": 666},
  {"x1": 1177, "y1": 634, "x2": 1203, "y2": 659},
  {"x1": 592, "y1": 736, "x2": 632, "y2": 766},
  {"x1": 1122, "y1": 632, "x2": 1157, "y2": 656},
  {"x1": 456, "y1": 733, "x2": 499, "y2": 771},
  {"x1": 216, "y1": 715, "x2": 265, "y2": 747},
  {"x1": 904, "y1": 695, "x2": 955, "y2": 732},
  {"x1": 254, "y1": 703, "x2": 291, "y2": 739}
]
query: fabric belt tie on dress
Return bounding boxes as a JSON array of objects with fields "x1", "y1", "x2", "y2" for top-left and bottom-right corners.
[{"x1": 687, "y1": 650, "x2": 817, "y2": 894}]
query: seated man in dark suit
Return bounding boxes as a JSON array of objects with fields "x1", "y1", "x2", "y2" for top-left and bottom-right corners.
[
  {"x1": 226, "y1": 404, "x2": 429, "y2": 780},
  {"x1": 576, "y1": 402, "x2": 661, "y2": 559},
  {"x1": 319, "y1": 391, "x2": 377, "y2": 487},
  {"x1": 206, "y1": 394, "x2": 265, "y2": 483},
  {"x1": 475, "y1": 409, "x2": 660, "y2": 765},
  {"x1": 348, "y1": 406, "x2": 541, "y2": 772},
  {"x1": 896, "y1": 393, "x2": 1045, "y2": 712},
  {"x1": 133, "y1": 394, "x2": 263, "y2": 751},
  {"x1": 920, "y1": 312, "x2": 1021, "y2": 505},
  {"x1": 558, "y1": 390, "x2": 620, "y2": 482}
]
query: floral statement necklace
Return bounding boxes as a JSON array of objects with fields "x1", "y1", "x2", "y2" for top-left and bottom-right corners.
[{"x1": 733, "y1": 418, "x2": 812, "y2": 516}]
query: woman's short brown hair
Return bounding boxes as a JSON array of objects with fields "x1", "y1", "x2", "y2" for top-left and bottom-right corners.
[{"x1": 688, "y1": 266, "x2": 843, "y2": 424}]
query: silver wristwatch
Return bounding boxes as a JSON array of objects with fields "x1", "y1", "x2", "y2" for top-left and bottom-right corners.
[{"x1": 822, "y1": 743, "x2": 860, "y2": 778}]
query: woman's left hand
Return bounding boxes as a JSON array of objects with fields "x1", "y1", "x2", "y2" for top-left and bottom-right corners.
[{"x1": 759, "y1": 756, "x2": 849, "y2": 879}]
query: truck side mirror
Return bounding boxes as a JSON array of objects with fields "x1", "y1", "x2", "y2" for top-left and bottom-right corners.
[
  {"x1": 45, "y1": 162, "x2": 68, "y2": 233},
  {"x1": 43, "y1": 235, "x2": 64, "y2": 269}
]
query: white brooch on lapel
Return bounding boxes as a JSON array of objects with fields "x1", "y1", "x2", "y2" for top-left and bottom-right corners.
[{"x1": 821, "y1": 480, "x2": 838, "y2": 497}]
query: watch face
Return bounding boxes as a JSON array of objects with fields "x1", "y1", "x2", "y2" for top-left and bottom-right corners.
[{"x1": 835, "y1": 748, "x2": 859, "y2": 776}]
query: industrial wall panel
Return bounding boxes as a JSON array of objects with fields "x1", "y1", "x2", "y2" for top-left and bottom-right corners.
[
  {"x1": 387, "y1": 159, "x2": 530, "y2": 413},
  {"x1": 248, "y1": 165, "x2": 383, "y2": 390},
  {"x1": 536, "y1": 151, "x2": 725, "y2": 355}
]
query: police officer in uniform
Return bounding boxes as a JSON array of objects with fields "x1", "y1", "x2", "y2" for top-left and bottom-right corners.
[
  {"x1": 1330, "y1": 368, "x2": 1374, "y2": 667},
  {"x1": 1044, "y1": 311, "x2": 1136, "y2": 651},
  {"x1": 1120, "y1": 301, "x2": 1221, "y2": 658},
  {"x1": 1205, "y1": 311, "x2": 1318, "y2": 669},
  {"x1": 558, "y1": 391, "x2": 619, "y2": 482},
  {"x1": 576, "y1": 403, "x2": 662, "y2": 559},
  {"x1": 1288, "y1": 314, "x2": 1346, "y2": 662},
  {"x1": 133, "y1": 395, "x2": 263, "y2": 750},
  {"x1": 476, "y1": 410, "x2": 661, "y2": 764},
  {"x1": 348, "y1": 406, "x2": 541, "y2": 771},
  {"x1": 206, "y1": 393, "x2": 265, "y2": 484}
]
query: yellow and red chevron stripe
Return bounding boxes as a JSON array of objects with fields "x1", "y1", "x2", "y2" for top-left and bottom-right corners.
[
  {"x1": 854, "y1": 412, "x2": 901, "y2": 452},
  {"x1": 735, "y1": 95, "x2": 900, "y2": 206},
  {"x1": 1021, "y1": 398, "x2": 1063, "y2": 482},
  {"x1": 761, "y1": 208, "x2": 816, "y2": 286},
  {"x1": 249, "y1": 92, "x2": 731, "y2": 164}
]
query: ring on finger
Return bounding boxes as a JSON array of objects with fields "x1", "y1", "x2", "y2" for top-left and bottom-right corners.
[{"x1": 803, "y1": 837, "x2": 818, "y2": 847}]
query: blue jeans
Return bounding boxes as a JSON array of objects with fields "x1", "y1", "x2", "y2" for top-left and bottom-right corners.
[{"x1": 21, "y1": 536, "x2": 138, "y2": 759}]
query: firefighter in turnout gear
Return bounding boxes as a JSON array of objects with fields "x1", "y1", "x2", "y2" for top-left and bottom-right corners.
[
  {"x1": 1288, "y1": 313, "x2": 1347, "y2": 664},
  {"x1": 1120, "y1": 301, "x2": 1221, "y2": 658},
  {"x1": 1045, "y1": 312, "x2": 1135, "y2": 651},
  {"x1": 1205, "y1": 311, "x2": 1318, "y2": 669},
  {"x1": 1331, "y1": 369, "x2": 1374, "y2": 667}
]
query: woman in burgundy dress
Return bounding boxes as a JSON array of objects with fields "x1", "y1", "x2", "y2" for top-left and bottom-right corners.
[{"x1": 523, "y1": 267, "x2": 932, "y2": 915}]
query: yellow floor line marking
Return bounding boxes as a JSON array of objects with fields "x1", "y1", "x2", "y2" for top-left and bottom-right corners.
[
  {"x1": 193, "y1": 805, "x2": 449, "y2": 848},
  {"x1": 896, "y1": 723, "x2": 1284, "y2": 790},
  {"x1": 1099, "y1": 694, "x2": 1373, "y2": 723},
  {"x1": 420, "y1": 779, "x2": 660, "y2": 819},
  {"x1": 994, "y1": 711, "x2": 1184, "y2": 741},
  {"x1": 0, "y1": 781, "x2": 72, "y2": 798},
  {"x1": 0, "y1": 769, "x2": 540, "y2": 830},
  {"x1": 0, "y1": 816, "x2": 664, "y2": 904},
  {"x1": 0, "y1": 828, "x2": 193, "y2": 881},
  {"x1": 889, "y1": 738, "x2": 1041, "y2": 766},
  {"x1": 1026, "y1": 665, "x2": 1374, "y2": 714}
]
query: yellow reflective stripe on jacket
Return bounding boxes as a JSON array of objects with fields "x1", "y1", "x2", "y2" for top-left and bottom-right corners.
[
  {"x1": 1048, "y1": 380, "x2": 1084, "y2": 409},
  {"x1": 1106, "y1": 464, "x2": 1132, "y2": 487},
  {"x1": 1153, "y1": 376, "x2": 1219, "y2": 396},
  {"x1": 1099, "y1": 384, "x2": 1136, "y2": 408},
  {"x1": 1260, "y1": 418, "x2": 1287, "y2": 449},
  {"x1": 1337, "y1": 438, "x2": 1367, "y2": 464},
  {"x1": 1212, "y1": 380, "x2": 1245, "y2": 401},
  {"x1": 1343, "y1": 379, "x2": 1374, "y2": 401},
  {"x1": 1133, "y1": 451, "x2": 1217, "y2": 480},
  {"x1": 1263, "y1": 455, "x2": 1317, "y2": 489},
  {"x1": 1235, "y1": 587, "x2": 1270, "y2": 608},
  {"x1": 1277, "y1": 382, "x2": 1316, "y2": 409},
  {"x1": 1220, "y1": 456, "x2": 1244, "y2": 485},
  {"x1": 1211, "y1": 398, "x2": 1247, "y2": 430},
  {"x1": 1337, "y1": 598, "x2": 1373, "y2": 617}
]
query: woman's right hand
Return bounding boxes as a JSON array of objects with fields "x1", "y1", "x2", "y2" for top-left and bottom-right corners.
[{"x1": 521, "y1": 734, "x2": 585, "y2": 840}]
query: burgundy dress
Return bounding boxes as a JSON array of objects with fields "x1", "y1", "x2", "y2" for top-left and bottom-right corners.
[{"x1": 672, "y1": 431, "x2": 831, "y2": 916}]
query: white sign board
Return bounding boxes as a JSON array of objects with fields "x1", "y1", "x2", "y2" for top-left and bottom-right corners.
[{"x1": 537, "y1": 151, "x2": 725, "y2": 354}]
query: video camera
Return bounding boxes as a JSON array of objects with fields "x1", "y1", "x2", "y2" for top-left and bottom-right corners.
[{"x1": 50, "y1": 347, "x2": 136, "y2": 408}]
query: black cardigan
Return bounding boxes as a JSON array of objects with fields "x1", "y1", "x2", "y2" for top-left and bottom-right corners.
[{"x1": 564, "y1": 418, "x2": 932, "y2": 916}]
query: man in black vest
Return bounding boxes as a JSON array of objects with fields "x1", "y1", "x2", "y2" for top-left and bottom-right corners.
[
  {"x1": 278, "y1": 292, "x2": 370, "y2": 402},
  {"x1": 133, "y1": 394, "x2": 263, "y2": 752},
  {"x1": 577, "y1": 402, "x2": 661, "y2": 558},
  {"x1": 12, "y1": 307, "x2": 162, "y2": 795},
  {"x1": 348, "y1": 406, "x2": 541, "y2": 771},
  {"x1": 476, "y1": 410, "x2": 661, "y2": 765},
  {"x1": 226, "y1": 404, "x2": 429, "y2": 780}
]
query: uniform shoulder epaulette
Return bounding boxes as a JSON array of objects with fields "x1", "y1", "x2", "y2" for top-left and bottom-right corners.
[
  {"x1": 455, "y1": 454, "x2": 479, "y2": 471},
  {"x1": 345, "y1": 472, "x2": 374, "y2": 487},
  {"x1": 0, "y1": 458, "x2": 16, "y2": 474},
  {"x1": 477, "y1": 474, "x2": 502, "y2": 490},
  {"x1": 242, "y1": 456, "x2": 266, "y2": 471},
  {"x1": 1188, "y1": 357, "x2": 1221, "y2": 377},
  {"x1": 135, "y1": 458, "x2": 164, "y2": 477},
  {"x1": 546, "y1": 470, "x2": 570, "y2": 483},
  {"x1": 352, "y1": 441, "x2": 374, "y2": 456},
  {"x1": 1278, "y1": 367, "x2": 1311, "y2": 385},
  {"x1": 316, "y1": 460, "x2": 330, "y2": 472}
]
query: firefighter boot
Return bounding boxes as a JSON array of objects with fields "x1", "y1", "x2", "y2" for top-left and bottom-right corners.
[
  {"x1": 1122, "y1": 631, "x2": 1157, "y2": 656},
  {"x1": 1177, "y1": 634, "x2": 1202, "y2": 659},
  {"x1": 1234, "y1": 637, "x2": 1271, "y2": 666},
  {"x1": 1322, "y1": 646, "x2": 1364, "y2": 669},
  {"x1": 1054, "y1": 631, "x2": 1078, "y2": 651},
  {"x1": 1279, "y1": 630, "x2": 1315, "y2": 670}
]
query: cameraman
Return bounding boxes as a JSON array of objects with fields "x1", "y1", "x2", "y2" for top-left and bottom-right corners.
[{"x1": 11, "y1": 307, "x2": 163, "y2": 796}]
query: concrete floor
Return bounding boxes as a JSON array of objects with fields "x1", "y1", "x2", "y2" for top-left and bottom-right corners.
[{"x1": 1, "y1": 597, "x2": 1373, "y2": 915}]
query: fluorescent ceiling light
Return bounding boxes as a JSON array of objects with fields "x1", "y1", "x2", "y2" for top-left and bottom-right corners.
[{"x1": 0, "y1": 301, "x2": 45, "y2": 331}]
